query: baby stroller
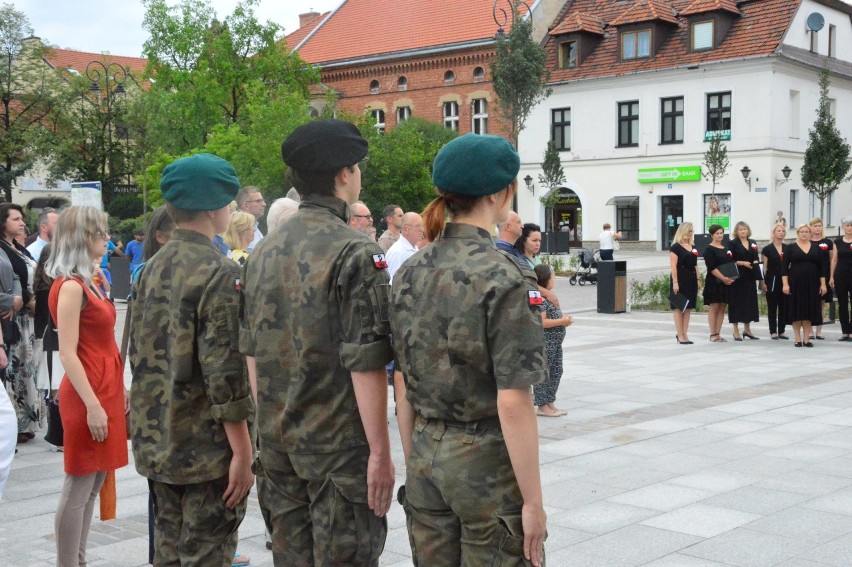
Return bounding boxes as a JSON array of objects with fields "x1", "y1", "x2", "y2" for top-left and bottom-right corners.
[{"x1": 569, "y1": 247, "x2": 599, "y2": 285}]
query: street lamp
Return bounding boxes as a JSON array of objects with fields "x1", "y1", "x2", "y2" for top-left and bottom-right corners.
[
  {"x1": 524, "y1": 174, "x2": 535, "y2": 193},
  {"x1": 740, "y1": 165, "x2": 752, "y2": 191},
  {"x1": 775, "y1": 165, "x2": 793, "y2": 188},
  {"x1": 492, "y1": 0, "x2": 532, "y2": 37},
  {"x1": 86, "y1": 60, "x2": 128, "y2": 204}
]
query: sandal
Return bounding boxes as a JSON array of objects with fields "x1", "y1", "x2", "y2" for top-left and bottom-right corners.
[
  {"x1": 233, "y1": 553, "x2": 251, "y2": 567},
  {"x1": 536, "y1": 408, "x2": 561, "y2": 417},
  {"x1": 710, "y1": 334, "x2": 726, "y2": 342}
]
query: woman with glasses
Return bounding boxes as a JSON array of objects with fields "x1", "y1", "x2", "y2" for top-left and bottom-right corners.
[
  {"x1": 0, "y1": 203, "x2": 41, "y2": 443},
  {"x1": 728, "y1": 221, "x2": 761, "y2": 340},
  {"x1": 669, "y1": 222, "x2": 701, "y2": 344},
  {"x1": 46, "y1": 206, "x2": 128, "y2": 566}
]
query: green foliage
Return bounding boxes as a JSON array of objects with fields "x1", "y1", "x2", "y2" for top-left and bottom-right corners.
[
  {"x1": 801, "y1": 67, "x2": 852, "y2": 220},
  {"x1": 489, "y1": 8, "x2": 551, "y2": 146},
  {"x1": 358, "y1": 117, "x2": 458, "y2": 218},
  {"x1": 540, "y1": 254, "x2": 567, "y2": 274},
  {"x1": 702, "y1": 133, "x2": 729, "y2": 197},
  {"x1": 24, "y1": 207, "x2": 39, "y2": 234},
  {"x1": 630, "y1": 273, "x2": 705, "y2": 312},
  {"x1": 110, "y1": 216, "x2": 145, "y2": 247},
  {"x1": 538, "y1": 140, "x2": 565, "y2": 232},
  {"x1": 107, "y1": 193, "x2": 147, "y2": 220}
]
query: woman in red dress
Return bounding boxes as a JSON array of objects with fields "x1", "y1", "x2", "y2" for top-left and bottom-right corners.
[{"x1": 46, "y1": 207, "x2": 127, "y2": 567}]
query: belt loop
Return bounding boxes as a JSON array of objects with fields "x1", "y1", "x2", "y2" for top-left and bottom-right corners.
[
  {"x1": 415, "y1": 414, "x2": 427, "y2": 433},
  {"x1": 431, "y1": 419, "x2": 446, "y2": 441},
  {"x1": 462, "y1": 421, "x2": 477, "y2": 444}
]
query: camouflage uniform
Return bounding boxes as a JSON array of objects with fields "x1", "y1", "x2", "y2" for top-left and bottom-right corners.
[
  {"x1": 130, "y1": 229, "x2": 253, "y2": 567},
  {"x1": 390, "y1": 222, "x2": 547, "y2": 566},
  {"x1": 377, "y1": 230, "x2": 399, "y2": 253},
  {"x1": 241, "y1": 194, "x2": 393, "y2": 566}
]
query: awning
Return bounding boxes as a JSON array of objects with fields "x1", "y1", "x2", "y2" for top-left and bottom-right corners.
[{"x1": 606, "y1": 196, "x2": 639, "y2": 206}]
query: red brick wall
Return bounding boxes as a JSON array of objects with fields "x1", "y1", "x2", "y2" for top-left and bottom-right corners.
[{"x1": 320, "y1": 45, "x2": 513, "y2": 140}]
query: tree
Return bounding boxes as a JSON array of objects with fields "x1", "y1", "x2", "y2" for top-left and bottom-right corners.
[
  {"x1": 0, "y1": 3, "x2": 60, "y2": 202},
  {"x1": 489, "y1": 3, "x2": 551, "y2": 148},
  {"x1": 701, "y1": 133, "x2": 730, "y2": 198},
  {"x1": 801, "y1": 66, "x2": 851, "y2": 221},
  {"x1": 537, "y1": 140, "x2": 565, "y2": 232}
]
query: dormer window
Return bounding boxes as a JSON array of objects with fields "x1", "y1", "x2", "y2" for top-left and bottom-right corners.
[
  {"x1": 621, "y1": 29, "x2": 651, "y2": 60},
  {"x1": 558, "y1": 41, "x2": 578, "y2": 68},
  {"x1": 692, "y1": 20, "x2": 714, "y2": 51}
]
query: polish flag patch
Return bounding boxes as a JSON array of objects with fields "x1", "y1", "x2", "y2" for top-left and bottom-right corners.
[
  {"x1": 528, "y1": 290, "x2": 543, "y2": 306},
  {"x1": 819, "y1": 243, "x2": 829, "y2": 251},
  {"x1": 372, "y1": 254, "x2": 388, "y2": 269},
  {"x1": 726, "y1": 250, "x2": 733, "y2": 257},
  {"x1": 235, "y1": 278, "x2": 241, "y2": 292},
  {"x1": 692, "y1": 248, "x2": 699, "y2": 256},
  {"x1": 751, "y1": 243, "x2": 758, "y2": 250}
]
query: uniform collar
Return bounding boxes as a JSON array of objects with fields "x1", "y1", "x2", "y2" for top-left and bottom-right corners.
[
  {"x1": 171, "y1": 229, "x2": 218, "y2": 250},
  {"x1": 442, "y1": 222, "x2": 495, "y2": 243},
  {"x1": 301, "y1": 194, "x2": 350, "y2": 223}
]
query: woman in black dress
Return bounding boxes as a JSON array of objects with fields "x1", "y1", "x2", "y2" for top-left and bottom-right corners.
[
  {"x1": 703, "y1": 224, "x2": 735, "y2": 342},
  {"x1": 728, "y1": 221, "x2": 760, "y2": 340},
  {"x1": 782, "y1": 224, "x2": 828, "y2": 346},
  {"x1": 809, "y1": 218, "x2": 833, "y2": 340},
  {"x1": 831, "y1": 216, "x2": 852, "y2": 341},
  {"x1": 762, "y1": 223, "x2": 789, "y2": 340},
  {"x1": 669, "y1": 222, "x2": 702, "y2": 344}
]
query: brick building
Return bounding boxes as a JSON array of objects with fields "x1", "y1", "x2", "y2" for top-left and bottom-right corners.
[{"x1": 286, "y1": 0, "x2": 531, "y2": 138}]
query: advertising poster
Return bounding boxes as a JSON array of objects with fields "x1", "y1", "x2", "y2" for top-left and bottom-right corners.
[{"x1": 704, "y1": 193, "x2": 731, "y2": 232}]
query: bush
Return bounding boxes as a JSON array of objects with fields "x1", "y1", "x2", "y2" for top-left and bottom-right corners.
[
  {"x1": 107, "y1": 193, "x2": 146, "y2": 221},
  {"x1": 630, "y1": 273, "x2": 770, "y2": 314},
  {"x1": 110, "y1": 216, "x2": 144, "y2": 248}
]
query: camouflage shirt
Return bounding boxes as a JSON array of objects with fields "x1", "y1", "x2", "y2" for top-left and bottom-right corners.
[
  {"x1": 240, "y1": 194, "x2": 393, "y2": 456},
  {"x1": 129, "y1": 229, "x2": 253, "y2": 484},
  {"x1": 390, "y1": 223, "x2": 547, "y2": 422}
]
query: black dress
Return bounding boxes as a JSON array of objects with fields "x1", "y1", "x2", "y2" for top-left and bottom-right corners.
[
  {"x1": 762, "y1": 243, "x2": 788, "y2": 335},
  {"x1": 669, "y1": 242, "x2": 698, "y2": 309},
  {"x1": 833, "y1": 237, "x2": 852, "y2": 334},
  {"x1": 813, "y1": 238, "x2": 834, "y2": 302},
  {"x1": 703, "y1": 245, "x2": 731, "y2": 305},
  {"x1": 783, "y1": 242, "x2": 826, "y2": 324},
  {"x1": 728, "y1": 238, "x2": 760, "y2": 323}
]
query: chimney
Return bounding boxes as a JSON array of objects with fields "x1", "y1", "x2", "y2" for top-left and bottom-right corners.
[{"x1": 299, "y1": 11, "x2": 321, "y2": 28}]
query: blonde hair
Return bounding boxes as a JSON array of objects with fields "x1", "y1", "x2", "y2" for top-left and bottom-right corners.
[
  {"x1": 795, "y1": 223, "x2": 812, "y2": 236},
  {"x1": 45, "y1": 206, "x2": 109, "y2": 285},
  {"x1": 770, "y1": 222, "x2": 787, "y2": 240},
  {"x1": 673, "y1": 222, "x2": 694, "y2": 245},
  {"x1": 808, "y1": 217, "x2": 823, "y2": 227},
  {"x1": 223, "y1": 211, "x2": 255, "y2": 250},
  {"x1": 733, "y1": 221, "x2": 752, "y2": 238}
]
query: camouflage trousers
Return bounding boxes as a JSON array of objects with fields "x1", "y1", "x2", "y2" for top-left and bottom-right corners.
[
  {"x1": 399, "y1": 414, "x2": 543, "y2": 566},
  {"x1": 256, "y1": 444, "x2": 387, "y2": 566},
  {"x1": 148, "y1": 476, "x2": 246, "y2": 567}
]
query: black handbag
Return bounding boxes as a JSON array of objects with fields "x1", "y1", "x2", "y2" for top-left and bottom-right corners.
[
  {"x1": 43, "y1": 349, "x2": 64, "y2": 447},
  {"x1": 1, "y1": 319, "x2": 20, "y2": 346}
]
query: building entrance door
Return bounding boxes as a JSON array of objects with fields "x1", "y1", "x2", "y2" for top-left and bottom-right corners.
[{"x1": 661, "y1": 196, "x2": 683, "y2": 249}]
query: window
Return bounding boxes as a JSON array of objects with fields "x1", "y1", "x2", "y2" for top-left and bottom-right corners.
[
  {"x1": 551, "y1": 108, "x2": 571, "y2": 151},
  {"x1": 396, "y1": 106, "x2": 411, "y2": 123},
  {"x1": 829, "y1": 98, "x2": 837, "y2": 119},
  {"x1": 618, "y1": 101, "x2": 639, "y2": 147},
  {"x1": 369, "y1": 79, "x2": 379, "y2": 94},
  {"x1": 616, "y1": 203, "x2": 639, "y2": 241},
  {"x1": 706, "y1": 91, "x2": 731, "y2": 137},
  {"x1": 660, "y1": 96, "x2": 684, "y2": 144},
  {"x1": 810, "y1": 29, "x2": 818, "y2": 53},
  {"x1": 692, "y1": 21, "x2": 713, "y2": 51},
  {"x1": 443, "y1": 101, "x2": 459, "y2": 131},
  {"x1": 789, "y1": 90, "x2": 800, "y2": 139},
  {"x1": 473, "y1": 67, "x2": 485, "y2": 80},
  {"x1": 621, "y1": 29, "x2": 651, "y2": 60},
  {"x1": 558, "y1": 41, "x2": 578, "y2": 68},
  {"x1": 397, "y1": 76, "x2": 408, "y2": 91},
  {"x1": 443, "y1": 70, "x2": 455, "y2": 84},
  {"x1": 789, "y1": 189, "x2": 798, "y2": 227},
  {"x1": 371, "y1": 109, "x2": 385, "y2": 133},
  {"x1": 472, "y1": 98, "x2": 488, "y2": 134},
  {"x1": 808, "y1": 192, "x2": 816, "y2": 220},
  {"x1": 827, "y1": 192, "x2": 834, "y2": 226},
  {"x1": 829, "y1": 24, "x2": 837, "y2": 58},
  {"x1": 309, "y1": 107, "x2": 320, "y2": 118}
]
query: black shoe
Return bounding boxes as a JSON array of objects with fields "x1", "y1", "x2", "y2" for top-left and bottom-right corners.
[
  {"x1": 771, "y1": 335, "x2": 779, "y2": 340},
  {"x1": 795, "y1": 342, "x2": 803, "y2": 347},
  {"x1": 805, "y1": 342, "x2": 814, "y2": 347},
  {"x1": 733, "y1": 336, "x2": 743, "y2": 341},
  {"x1": 840, "y1": 336, "x2": 852, "y2": 342},
  {"x1": 778, "y1": 334, "x2": 789, "y2": 340},
  {"x1": 266, "y1": 541, "x2": 273, "y2": 551},
  {"x1": 814, "y1": 335, "x2": 825, "y2": 340},
  {"x1": 743, "y1": 332, "x2": 759, "y2": 340}
]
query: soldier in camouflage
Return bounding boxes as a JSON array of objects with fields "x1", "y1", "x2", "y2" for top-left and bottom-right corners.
[
  {"x1": 129, "y1": 153, "x2": 255, "y2": 567},
  {"x1": 390, "y1": 134, "x2": 549, "y2": 566},
  {"x1": 241, "y1": 119, "x2": 394, "y2": 566}
]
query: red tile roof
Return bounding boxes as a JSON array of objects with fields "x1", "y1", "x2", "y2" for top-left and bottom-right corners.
[
  {"x1": 283, "y1": 11, "x2": 330, "y2": 50},
  {"x1": 680, "y1": 0, "x2": 741, "y2": 16},
  {"x1": 293, "y1": 0, "x2": 522, "y2": 64},
  {"x1": 609, "y1": 0, "x2": 679, "y2": 26},
  {"x1": 549, "y1": 12, "x2": 606, "y2": 36},
  {"x1": 43, "y1": 47, "x2": 148, "y2": 86},
  {"x1": 548, "y1": 0, "x2": 801, "y2": 83}
]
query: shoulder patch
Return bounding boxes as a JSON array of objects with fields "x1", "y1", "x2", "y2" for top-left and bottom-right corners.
[
  {"x1": 528, "y1": 290, "x2": 543, "y2": 306},
  {"x1": 372, "y1": 254, "x2": 388, "y2": 269},
  {"x1": 235, "y1": 278, "x2": 241, "y2": 292}
]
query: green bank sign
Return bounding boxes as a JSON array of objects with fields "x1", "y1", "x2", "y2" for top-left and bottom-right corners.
[{"x1": 638, "y1": 166, "x2": 702, "y2": 184}]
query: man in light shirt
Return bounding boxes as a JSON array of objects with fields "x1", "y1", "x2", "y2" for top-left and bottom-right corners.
[
  {"x1": 26, "y1": 208, "x2": 59, "y2": 262},
  {"x1": 386, "y1": 212, "x2": 422, "y2": 281},
  {"x1": 236, "y1": 186, "x2": 267, "y2": 251},
  {"x1": 348, "y1": 201, "x2": 374, "y2": 237}
]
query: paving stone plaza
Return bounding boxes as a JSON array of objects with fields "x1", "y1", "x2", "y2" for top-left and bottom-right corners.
[{"x1": 3, "y1": 251, "x2": 852, "y2": 566}]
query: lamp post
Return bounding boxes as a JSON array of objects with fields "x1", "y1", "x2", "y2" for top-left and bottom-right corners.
[
  {"x1": 86, "y1": 61, "x2": 128, "y2": 205},
  {"x1": 492, "y1": 0, "x2": 531, "y2": 37}
]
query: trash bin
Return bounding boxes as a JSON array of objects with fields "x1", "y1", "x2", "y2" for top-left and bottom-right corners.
[{"x1": 597, "y1": 260, "x2": 627, "y2": 314}]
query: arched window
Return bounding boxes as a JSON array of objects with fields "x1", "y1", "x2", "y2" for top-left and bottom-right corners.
[
  {"x1": 369, "y1": 79, "x2": 380, "y2": 94},
  {"x1": 473, "y1": 67, "x2": 485, "y2": 80},
  {"x1": 309, "y1": 107, "x2": 320, "y2": 118},
  {"x1": 397, "y1": 76, "x2": 408, "y2": 91},
  {"x1": 443, "y1": 70, "x2": 455, "y2": 84}
]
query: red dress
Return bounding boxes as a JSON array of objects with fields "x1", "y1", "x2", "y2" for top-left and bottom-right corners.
[{"x1": 49, "y1": 277, "x2": 128, "y2": 475}]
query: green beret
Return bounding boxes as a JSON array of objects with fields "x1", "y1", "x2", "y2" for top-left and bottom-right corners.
[
  {"x1": 160, "y1": 153, "x2": 240, "y2": 211},
  {"x1": 432, "y1": 134, "x2": 520, "y2": 197},
  {"x1": 282, "y1": 119, "x2": 368, "y2": 172}
]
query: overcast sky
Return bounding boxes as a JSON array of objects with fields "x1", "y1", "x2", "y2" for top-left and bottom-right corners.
[{"x1": 11, "y1": 0, "x2": 343, "y2": 57}]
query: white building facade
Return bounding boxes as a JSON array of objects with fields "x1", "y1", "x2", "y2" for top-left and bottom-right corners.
[{"x1": 519, "y1": 0, "x2": 852, "y2": 251}]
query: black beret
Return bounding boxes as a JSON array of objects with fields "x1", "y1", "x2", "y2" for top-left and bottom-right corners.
[
  {"x1": 282, "y1": 119, "x2": 368, "y2": 172},
  {"x1": 160, "y1": 153, "x2": 240, "y2": 211},
  {"x1": 432, "y1": 134, "x2": 520, "y2": 197}
]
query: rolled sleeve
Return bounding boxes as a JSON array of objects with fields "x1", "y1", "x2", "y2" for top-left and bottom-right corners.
[{"x1": 210, "y1": 395, "x2": 254, "y2": 423}]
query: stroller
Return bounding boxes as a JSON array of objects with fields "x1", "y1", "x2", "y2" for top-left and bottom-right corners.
[{"x1": 568, "y1": 247, "x2": 599, "y2": 285}]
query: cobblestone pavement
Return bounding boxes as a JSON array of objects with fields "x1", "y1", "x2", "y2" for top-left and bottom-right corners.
[{"x1": 4, "y1": 253, "x2": 852, "y2": 566}]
